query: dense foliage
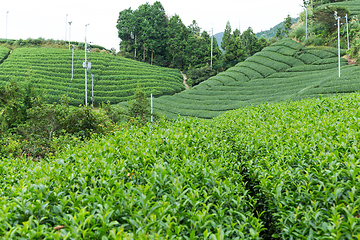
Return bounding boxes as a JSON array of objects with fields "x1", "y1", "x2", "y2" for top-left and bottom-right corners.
[
  {"x1": 1, "y1": 91, "x2": 360, "y2": 238},
  {"x1": 0, "y1": 47, "x2": 184, "y2": 106},
  {"x1": 291, "y1": 0, "x2": 359, "y2": 49},
  {"x1": 0, "y1": 80, "x2": 157, "y2": 159}
]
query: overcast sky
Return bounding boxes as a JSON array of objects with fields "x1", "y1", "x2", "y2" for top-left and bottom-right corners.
[{"x1": 1, "y1": 0, "x2": 303, "y2": 51}]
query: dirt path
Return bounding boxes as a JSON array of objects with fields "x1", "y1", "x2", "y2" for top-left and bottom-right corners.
[{"x1": 180, "y1": 71, "x2": 190, "y2": 90}]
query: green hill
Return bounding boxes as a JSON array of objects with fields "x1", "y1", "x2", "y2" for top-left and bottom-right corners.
[
  {"x1": 256, "y1": 17, "x2": 300, "y2": 40},
  {"x1": 145, "y1": 38, "x2": 360, "y2": 119},
  {"x1": 0, "y1": 47, "x2": 184, "y2": 106}
]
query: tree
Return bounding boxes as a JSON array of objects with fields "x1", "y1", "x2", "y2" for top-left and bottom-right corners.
[
  {"x1": 283, "y1": 14, "x2": 292, "y2": 36},
  {"x1": 276, "y1": 27, "x2": 284, "y2": 40},
  {"x1": 116, "y1": 1, "x2": 168, "y2": 64},
  {"x1": 221, "y1": 21, "x2": 232, "y2": 52},
  {"x1": 241, "y1": 27, "x2": 262, "y2": 57},
  {"x1": 116, "y1": 8, "x2": 134, "y2": 55},
  {"x1": 0, "y1": 80, "x2": 35, "y2": 132},
  {"x1": 166, "y1": 15, "x2": 188, "y2": 69},
  {"x1": 313, "y1": 5, "x2": 349, "y2": 34},
  {"x1": 128, "y1": 85, "x2": 152, "y2": 126},
  {"x1": 188, "y1": 20, "x2": 201, "y2": 36},
  {"x1": 223, "y1": 29, "x2": 247, "y2": 67}
]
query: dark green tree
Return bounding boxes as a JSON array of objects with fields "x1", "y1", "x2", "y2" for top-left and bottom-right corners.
[
  {"x1": 223, "y1": 29, "x2": 247, "y2": 67},
  {"x1": 128, "y1": 85, "x2": 152, "y2": 126},
  {"x1": 313, "y1": 5, "x2": 349, "y2": 34},
  {"x1": 283, "y1": 14, "x2": 292, "y2": 36},
  {"x1": 221, "y1": 21, "x2": 232, "y2": 52},
  {"x1": 166, "y1": 15, "x2": 188, "y2": 69},
  {"x1": 117, "y1": 1, "x2": 168, "y2": 64},
  {"x1": 276, "y1": 27, "x2": 284, "y2": 40},
  {"x1": 241, "y1": 27, "x2": 263, "y2": 56},
  {"x1": 0, "y1": 81, "x2": 35, "y2": 132}
]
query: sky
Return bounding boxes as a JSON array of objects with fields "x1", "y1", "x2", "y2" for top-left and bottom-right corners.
[{"x1": 1, "y1": 0, "x2": 304, "y2": 51}]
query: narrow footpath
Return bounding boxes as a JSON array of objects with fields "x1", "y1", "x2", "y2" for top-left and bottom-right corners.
[{"x1": 180, "y1": 71, "x2": 190, "y2": 90}]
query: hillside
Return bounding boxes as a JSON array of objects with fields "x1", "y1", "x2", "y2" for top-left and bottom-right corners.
[
  {"x1": 0, "y1": 46, "x2": 184, "y2": 106},
  {"x1": 146, "y1": 38, "x2": 360, "y2": 119},
  {"x1": 214, "y1": 32, "x2": 224, "y2": 52},
  {"x1": 256, "y1": 17, "x2": 300, "y2": 39}
]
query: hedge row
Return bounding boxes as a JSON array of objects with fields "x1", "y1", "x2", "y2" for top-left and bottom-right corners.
[
  {"x1": 263, "y1": 46, "x2": 299, "y2": 56},
  {"x1": 230, "y1": 65, "x2": 264, "y2": 79},
  {"x1": 286, "y1": 62, "x2": 346, "y2": 72},
  {"x1": 238, "y1": 61, "x2": 277, "y2": 77},
  {"x1": 246, "y1": 56, "x2": 291, "y2": 72},
  {"x1": 253, "y1": 51, "x2": 304, "y2": 67},
  {"x1": 271, "y1": 38, "x2": 304, "y2": 50}
]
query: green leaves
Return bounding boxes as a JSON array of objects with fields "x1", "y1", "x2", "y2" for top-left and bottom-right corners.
[
  {"x1": 3, "y1": 91, "x2": 360, "y2": 238},
  {"x1": 215, "y1": 92, "x2": 360, "y2": 239}
]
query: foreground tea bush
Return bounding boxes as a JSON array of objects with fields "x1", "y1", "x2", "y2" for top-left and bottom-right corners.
[
  {"x1": 0, "y1": 118, "x2": 264, "y2": 239},
  {"x1": 215, "y1": 93, "x2": 360, "y2": 239},
  {"x1": 2, "y1": 92, "x2": 360, "y2": 239}
]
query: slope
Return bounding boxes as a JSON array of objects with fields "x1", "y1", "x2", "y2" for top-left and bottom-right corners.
[
  {"x1": 151, "y1": 38, "x2": 359, "y2": 119},
  {"x1": 0, "y1": 47, "x2": 184, "y2": 106}
]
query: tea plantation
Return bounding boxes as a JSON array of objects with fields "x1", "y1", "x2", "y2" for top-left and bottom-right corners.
[
  {"x1": 0, "y1": 47, "x2": 184, "y2": 106},
  {"x1": 1, "y1": 92, "x2": 360, "y2": 239},
  {"x1": 149, "y1": 38, "x2": 360, "y2": 119},
  {"x1": 323, "y1": 0, "x2": 360, "y2": 17}
]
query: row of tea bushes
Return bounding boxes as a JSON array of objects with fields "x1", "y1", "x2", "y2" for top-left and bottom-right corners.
[{"x1": 0, "y1": 47, "x2": 184, "y2": 105}]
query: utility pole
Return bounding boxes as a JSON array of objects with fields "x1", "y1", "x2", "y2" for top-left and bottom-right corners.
[
  {"x1": 91, "y1": 74, "x2": 94, "y2": 107},
  {"x1": 346, "y1": 14, "x2": 349, "y2": 50},
  {"x1": 65, "y1": 14, "x2": 68, "y2": 41},
  {"x1": 71, "y1": 46, "x2": 74, "y2": 80},
  {"x1": 334, "y1": 11, "x2": 341, "y2": 78},
  {"x1": 151, "y1": 93, "x2": 153, "y2": 123},
  {"x1": 68, "y1": 21, "x2": 72, "y2": 50},
  {"x1": 211, "y1": 28, "x2": 213, "y2": 70},
  {"x1": 300, "y1": 2, "x2": 308, "y2": 39},
  {"x1": 84, "y1": 24, "x2": 90, "y2": 106},
  {"x1": 6, "y1": 11, "x2": 9, "y2": 40}
]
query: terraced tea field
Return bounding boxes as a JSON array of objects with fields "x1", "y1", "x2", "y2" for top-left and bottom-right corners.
[
  {"x1": 324, "y1": 0, "x2": 360, "y2": 17},
  {"x1": 150, "y1": 38, "x2": 360, "y2": 119},
  {"x1": 0, "y1": 47, "x2": 184, "y2": 105}
]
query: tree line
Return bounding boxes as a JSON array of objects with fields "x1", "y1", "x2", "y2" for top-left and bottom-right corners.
[{"x1": 116, "y1": 1, "x2": 270, "y2": 72}]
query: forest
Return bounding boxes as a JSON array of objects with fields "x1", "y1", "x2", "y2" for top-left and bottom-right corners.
[{"x1": 116, "y1": 1, "x2": 269, "y2": 72}]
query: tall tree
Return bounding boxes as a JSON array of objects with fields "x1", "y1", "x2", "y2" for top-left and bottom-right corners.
[
  {"x1": 241, "y1": 27, "x2": 262, "y2": 57},
  {"x1": 146, "y1": 1, "x2": 168, "y2": 64},
  {"x1": 116, "y1": 8, "x2": 135, "y2": 55},
  {"x1": 116, "y1": 1, "x2": 168, "y2": 63},
  {"x1": 166, "y1": 15, "x2": 188, "y2": 69},
  {"x1": 221, "y1": 21, "x2": 232, "y2": 52},
  {"x1": 283, "y1": 14, "x2": 292, "y2": 36},
  {"x1": 223, "y1": 29, "x2": 247, "y2": 67},
  {"x1": 188, "y1": 20, "x2": 201, "y2": 36}
]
